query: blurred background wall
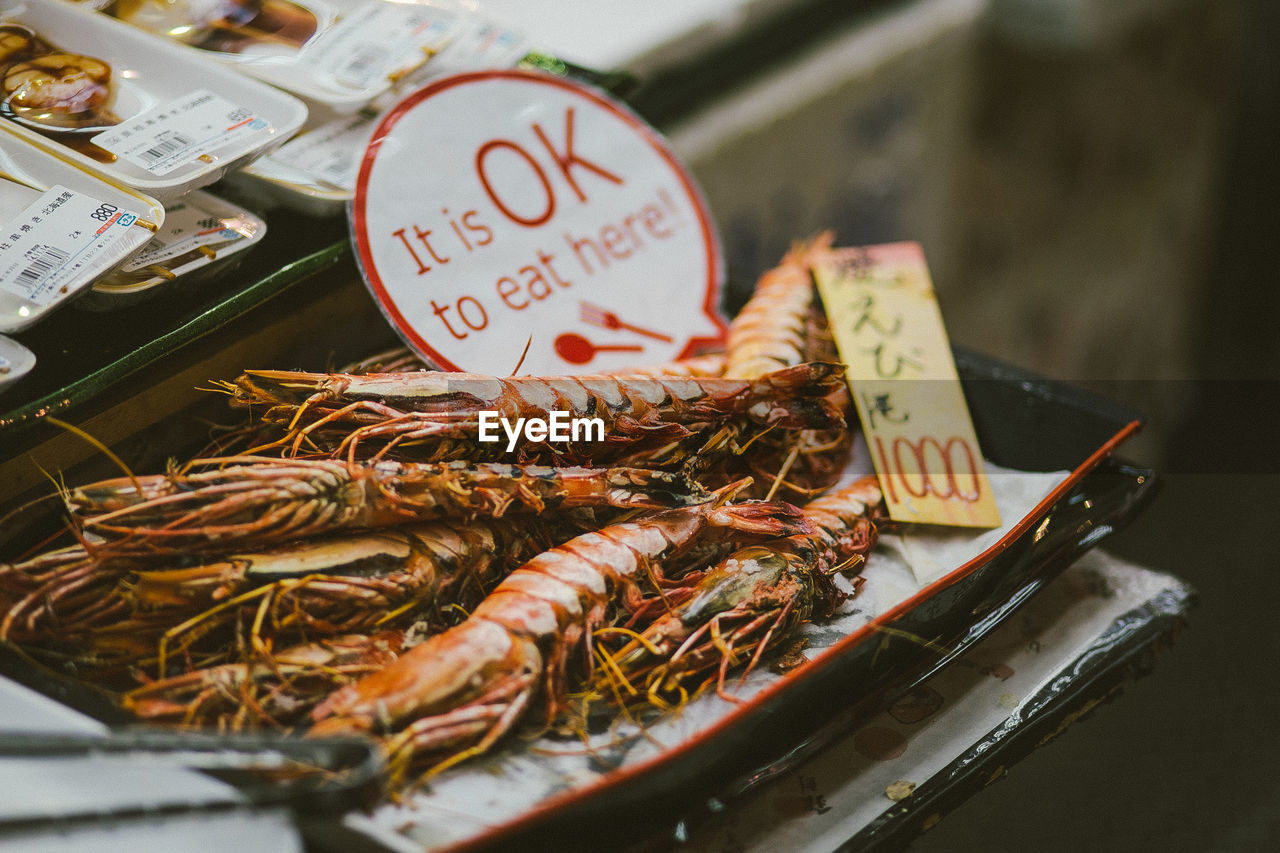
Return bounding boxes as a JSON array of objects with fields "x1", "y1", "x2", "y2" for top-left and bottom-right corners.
[
  {"x1": 653, "y1": 0, "x2": 1278, "y2": 847},
  {"x1": 664, "y1": 0, "x2": 1243, "y2": 465}
]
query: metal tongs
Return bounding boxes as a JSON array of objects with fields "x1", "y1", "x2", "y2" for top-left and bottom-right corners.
[{"x1": 0, "y1": 728, "x2": 383, "y2": 833}]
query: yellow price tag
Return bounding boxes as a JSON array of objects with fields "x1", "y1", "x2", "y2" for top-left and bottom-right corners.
[{"x1": 813, "y1": 242, "x2": 1001, "y2": 528}]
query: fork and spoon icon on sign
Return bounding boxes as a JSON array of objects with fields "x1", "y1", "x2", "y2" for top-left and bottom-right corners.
[{"x1": 554, "y1": 301, "x2": 673, "y2": 365}]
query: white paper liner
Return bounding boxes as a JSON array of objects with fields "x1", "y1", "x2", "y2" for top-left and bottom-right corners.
[{"x1": 676, "y1": 551, "x2": 1187, "y2": 851}]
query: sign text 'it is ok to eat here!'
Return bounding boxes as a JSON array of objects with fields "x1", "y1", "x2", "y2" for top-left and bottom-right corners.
[{"x1": 352, "y1": 70, "x2": 723, "y2": 374}]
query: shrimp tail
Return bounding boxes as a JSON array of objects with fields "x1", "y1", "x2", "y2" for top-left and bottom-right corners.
[
  {"x1": 707, "y1": 502, "x2": 811, "y2": 540},
  {"x1": 703, "y1": 478, "x2": 812, "y2": 539}
]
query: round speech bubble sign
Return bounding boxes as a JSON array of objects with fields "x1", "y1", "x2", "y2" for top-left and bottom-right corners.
[{"x1": 351, "y1": 69, "x2": 725, "y2": 374}]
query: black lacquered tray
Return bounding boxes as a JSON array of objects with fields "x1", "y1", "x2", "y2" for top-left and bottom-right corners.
[{"x1": 0, "y1": 345, "x2": 1155, "y2": 852}]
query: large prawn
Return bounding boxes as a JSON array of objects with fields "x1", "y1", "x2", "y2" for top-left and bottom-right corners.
[
  {"x1": 124, "y1": 630, "x2": 406, "y2": 730},
  {"x1": 592, "y1": 478, "x2": 884, "y2": 710},
  {"x1": 67, "y1": 457, "x2": 707, "y2": 558},
  {"x1": 722, "y1": 234, "x2": 855, "y2": 500},
  {"x1": 124, "y1": 516, "x2": 561, "y2": 640},
  {"x1": 335, "y1": 346, "x2": 727, "y2": 380},
  {"x1": 307, "y1": 487, "x2": 811, "y2": 779},
  {"x1": 117, "y1": 516, "x2": 565, "y2": 677},
  {"x1": 225, "y1": 362, "x2": 844, "y2": 464}
]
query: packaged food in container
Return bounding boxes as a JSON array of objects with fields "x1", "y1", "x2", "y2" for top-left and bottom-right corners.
[
  {"x1": 230, "y1": 13, "x2": 642, "y2": 216},
  {"x1": 0, "y1": 332, "x2": 34, "y2": 390},
  {"x1": 89, "y1": 0, "x2": 471, "y2": 115},
  {"x1": 0, "y1": 125, "x2": 163, "y2": 332},
  {"x1": 0, "y1": 0, "x2": 308, "y2": 202},
  {"x1": 78, "y1": 188, "x2": 265, "y2": 309},
  {"x1": 226, "y1": 105, "x2": 374, "y2": 216}
]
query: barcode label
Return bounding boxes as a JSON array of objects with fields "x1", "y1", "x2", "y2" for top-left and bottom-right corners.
[
  {"x1": 300, "y1": 4, "x2": 460, "y2": 93},
  {"x1": 267, "y1": 113, "x2": 375, "y2": 192},
  {"x1": 121, "y1": 199, "x2": 248, "y2": 272},
  {"x1": 15, "y1": 245, "x2": 70, "y2": 288},
  {"x1": 339, "y1": 45, "x2": 384, "y2": 86},
  {"x1": 139, "y1": 132, "x2": 196, "y2": 167},
  {"x1": 92, "y1": 90, "x2": 272, "y2": 176},
  {"x1": 0, "y1": 186, "x2": 143, "y2": 314}
]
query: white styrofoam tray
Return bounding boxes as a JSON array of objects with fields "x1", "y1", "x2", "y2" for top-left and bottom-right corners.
[
  {"x1": 0, "y1": 333, "x2": 36, "y2": 390},
  {"x1": 233, "y1": 11, "x2": 533, "y2": 215},
  {"x1": 101, "y1": 0, "x2": 468, "y2": 115},
  {"x1": 0, "y1": 0, "x2": 308, "y2": 202},
  {"x1": 0, "y1": 127, "x2": 163, "y2": 332},
  {"x1": 82, "y1": 188, "x2": 267, "y2": 308}
]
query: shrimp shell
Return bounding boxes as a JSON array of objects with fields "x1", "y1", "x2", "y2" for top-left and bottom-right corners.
[
  {"x1": 307, "y1": 493, "x2": 812, "y2": 773},
  {"x1": 724, "y1": 232, "x2": 833, "y2": 379},
  {"x1": 231, "y1": 361, "x2": 843, "y2": 440},
  {"x1": 68, "y1": 456, "x2": 710, "y2": 557},
  {"x1": 596, "y1": 478, "x2": 883, "y2": 707}
]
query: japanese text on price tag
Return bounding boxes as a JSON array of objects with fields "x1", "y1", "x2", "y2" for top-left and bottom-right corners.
[
  {"x1": 269, "y1": 114, "x2": 373, "y2": 192},
  {"x1": 0, "y1": 186, "x2": 140, "y2": 308},
  {"x1": 92, "y1": 89, "x2": 272, "y2": 176},
  {"x1": 814, "y1": 243, "x2": 1001, "y2": 528},
  {"x1": 300, "y1": 1, "x2": 459, "y2": 90},
  {"x1": 121, "y1": 200, "x2": 244, "y2": 271}
]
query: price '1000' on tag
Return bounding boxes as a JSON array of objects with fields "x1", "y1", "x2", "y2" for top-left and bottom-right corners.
[{"x1": 813, "y1": 243, "x2": 1001, "y2": 528}]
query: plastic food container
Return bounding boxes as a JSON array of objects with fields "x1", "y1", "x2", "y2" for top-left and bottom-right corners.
[
  {"x1": 228, "y1": 107, "x2": 373, "y2": 216},
  {"x1": 0, "y1": 0, "x2": 308, "y2": 202},
  {"x1": 231, "y1": 15, "x2": 548, "y2": 215},
  {"x1": 0, "y1": 333, "x2": 35, "y2": 390},
  {"x1": 0, "y1": 127, "x2": 163, "y2": 332},
  {"x1": 80, "y1": 189, "x2": 266, "y2": 309},
  {"x1": 93, "y1": 0, "x2": 467, "y2": 115}
]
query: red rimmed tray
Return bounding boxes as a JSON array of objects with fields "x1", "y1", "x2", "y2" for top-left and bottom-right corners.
[{"x1": 315, "y1": 350, "x2": 1157, "y2": 852}]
